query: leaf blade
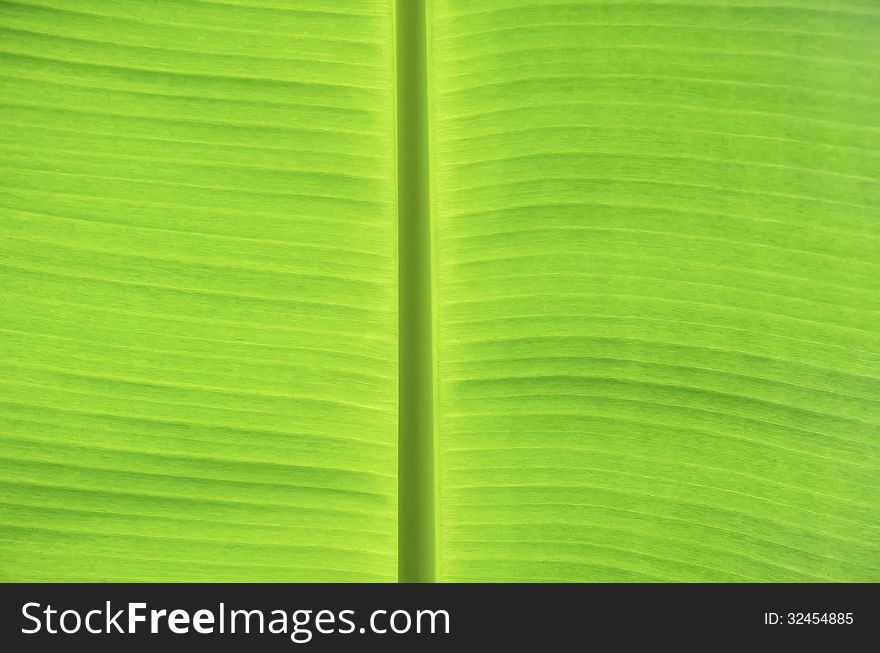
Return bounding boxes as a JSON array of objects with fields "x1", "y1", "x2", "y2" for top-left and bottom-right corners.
[
  {"x1": 0, "y1": 0, "x2": 399, "y2": 582},
  {"x1": 431, "y1": 0, "x2": 880, "y2": 582}
]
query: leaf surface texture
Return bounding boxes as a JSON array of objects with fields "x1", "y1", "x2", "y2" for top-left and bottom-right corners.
[
  {"x1": 431, "y1": 0, "x2": 880, "y2": 582},
  {"x1": 0, "y1": 0, "x2": 398, "y2": 581}
]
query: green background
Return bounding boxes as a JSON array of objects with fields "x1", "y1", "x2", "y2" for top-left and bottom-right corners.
[
  {"x1": 433, "y1": 0, "x2": 880, "y2": 581},
  {"x1": 1, "y1": 0, "x2": 878, "y2": 582},
  {"x1": 0, "y1": 0, "x2": 398, "y2": 581}
]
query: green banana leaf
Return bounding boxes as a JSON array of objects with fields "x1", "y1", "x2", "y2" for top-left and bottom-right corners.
[
  {"x1": 1, "y1": 0, "x2": 878, "y2": 582},
  {"x1": 431, "y1": 0, "x2": 880, "y2": 582},
  {"x1": 0, "y1": 0, "x2": 398, "y2": 582}
]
